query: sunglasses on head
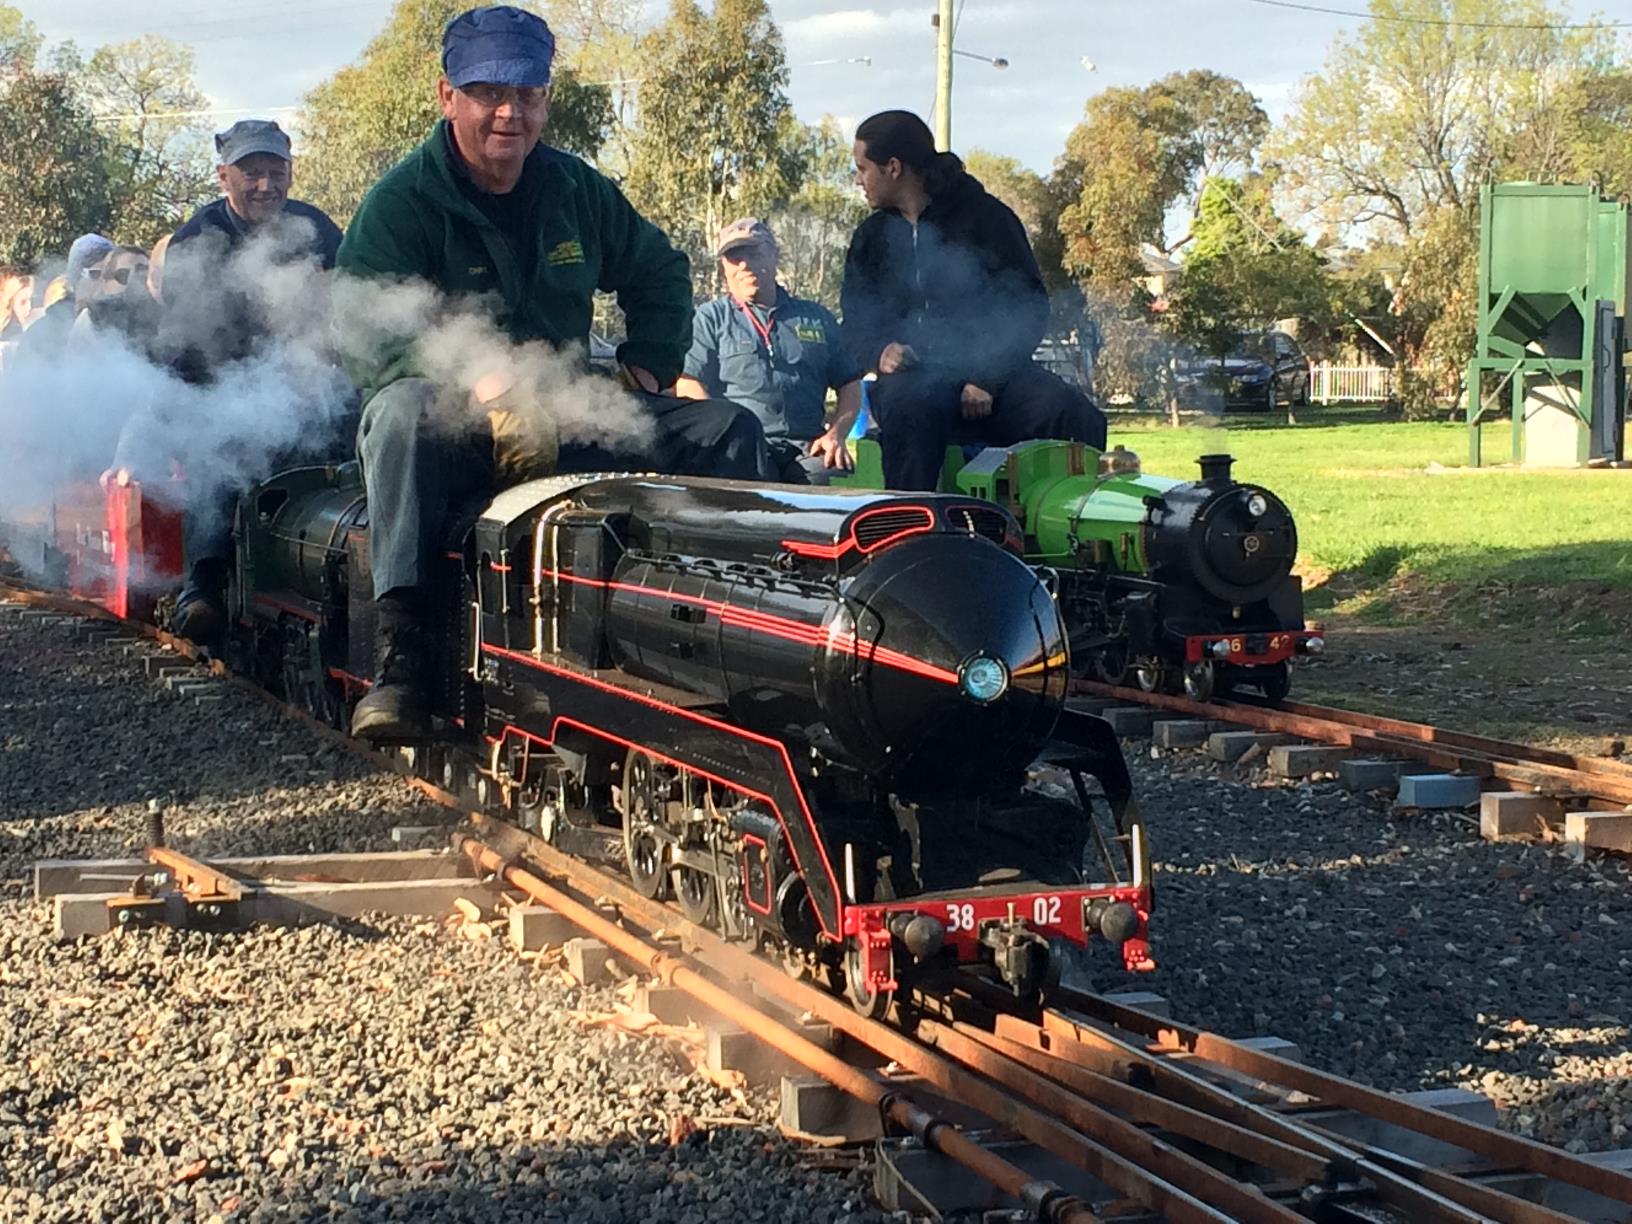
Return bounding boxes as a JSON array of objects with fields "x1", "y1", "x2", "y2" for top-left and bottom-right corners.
[{"x1": 85, "y1": 266, "x2": 141, "y2": 285}]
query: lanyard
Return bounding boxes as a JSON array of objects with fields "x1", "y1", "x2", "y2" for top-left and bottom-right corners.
[{"x1": 736, "y1": 300, "x2": 775, "y2": 353}]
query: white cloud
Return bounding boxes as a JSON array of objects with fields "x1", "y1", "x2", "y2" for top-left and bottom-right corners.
[{"x1": 782, "y1": 8, "x2": 889, "y2": 42}]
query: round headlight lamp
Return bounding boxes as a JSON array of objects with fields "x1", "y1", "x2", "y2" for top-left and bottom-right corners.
[
  {"x1": 958, "y1": 655, "x2": 1009, "y2": 704},
  {"x1": 1245, "y1": 492, "x2": 1268, "y2": 517}
]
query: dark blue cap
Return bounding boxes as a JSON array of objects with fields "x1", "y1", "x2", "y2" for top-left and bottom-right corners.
[{"x1": 442, "y1": 6, "x2": 556, "y2": 89}]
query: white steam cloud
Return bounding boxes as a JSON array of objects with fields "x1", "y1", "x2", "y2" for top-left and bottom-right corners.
[{"x1": 0, "y1": 219, "x2": 654, "y2": 566}]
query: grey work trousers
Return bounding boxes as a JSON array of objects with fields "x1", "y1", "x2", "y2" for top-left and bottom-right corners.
[{"x1": 358, "y1": 377, "x2": 774, "y2": 597}]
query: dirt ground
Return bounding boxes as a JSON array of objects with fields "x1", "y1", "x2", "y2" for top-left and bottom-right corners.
[{"x1": 1294, "y1": 576, "x2": 1632, "y2": 756}]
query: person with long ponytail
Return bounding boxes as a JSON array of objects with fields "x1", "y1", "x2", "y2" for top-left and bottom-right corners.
[{"x1": 840, "y1": 110, "x2": 1105, "y2": 490}]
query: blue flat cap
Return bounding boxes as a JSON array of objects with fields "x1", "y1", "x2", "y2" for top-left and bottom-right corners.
[{"x1": 443, "y1": 5, "x2": 555, "y2": 89}]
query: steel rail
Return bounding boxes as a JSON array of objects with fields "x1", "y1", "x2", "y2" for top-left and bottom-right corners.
[
  {"x1": 465, "y1": 817, "x2": 1610, "y2": 1222},
  {"x1": 1059, "y1": 987, "x2": 1632, "y2": 1208},
  {"x1": 452, "y1": 834, "x2": 1101, "y2": 1224},
  {"x1": 925, "y1": 1012, "x2": 1335, "y2": 1183},
  {"x1": 8, "y1": 585, "x2": 1622, "y2": 1218},
  {"x1": 2, "y1": 586, "x2": 1115, "y2": 1222},
  {"x1": 976, "y1": 1003, "x2": 1583, "y2": 1224},
  {"x1": 948, "y1": 973, "x2": 1583, "y2": 1224},
  {"x1": 1076, "y1": 680, "x2": 1632, "y2": 806},
  {"x1": 1273, "y1": 698, "x2": 1632, "y2": 782},
  {"x1": 463, "y1": 816, "x2": 1235, "y2": 1223},
  {"x1": 908, "y1": 1016, "x2": 1306, "y2": 1224}
]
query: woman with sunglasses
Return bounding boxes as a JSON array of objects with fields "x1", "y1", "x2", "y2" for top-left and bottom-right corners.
[{"x1": 76, "y1": 246, "x2": 162, "y2": 357}]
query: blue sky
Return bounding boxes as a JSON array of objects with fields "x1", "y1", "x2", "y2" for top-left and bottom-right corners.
[{"x1": 14, "y1": 0, "x2": 1607, "y2": 173}]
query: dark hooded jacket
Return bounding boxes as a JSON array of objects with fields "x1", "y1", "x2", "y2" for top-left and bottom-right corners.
[{"x1": 840, "y1": 170, "x2": 1050, "y2": 392}]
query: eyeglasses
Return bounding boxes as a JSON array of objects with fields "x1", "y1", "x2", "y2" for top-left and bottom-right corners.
[
  {"x1": 85, "y1": 265, "x2": 145, "y2": 285},
  {"x1": 459, "y1": 83, "x2": 549, "y2": 111}
]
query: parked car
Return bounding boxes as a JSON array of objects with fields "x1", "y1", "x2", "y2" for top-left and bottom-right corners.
[{"x1": 1176, "y1": 331, "x2": 1310, "y2": 411}]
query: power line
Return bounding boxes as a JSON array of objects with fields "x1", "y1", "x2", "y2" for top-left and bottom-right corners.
[
  {"x1": 1242, "y1": 0, "x2": 1632, "y2": 29},
  {"x1": 54, "y1": 0, "x2": 390, "y2": 40},
  {"x1": 93, "y1": 105, "x2": 298, "y2": 123}
]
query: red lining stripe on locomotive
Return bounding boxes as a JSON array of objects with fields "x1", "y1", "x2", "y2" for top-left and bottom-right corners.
[
  {"x1": 780, "y1": 503, "x2": 939, "y2": 561},
  {"x1": 481, "y1": 644, "x2": 843, "y2": 937},
  {"x1": 537, "y1": 566, "x2": 959, "y2": 685},
  {"x1": 489, "y1": 718, "x2": 789, "y2": 919},
  {"x1": 252, "y1": 593, "x2": 321, "y2": 623},
  {"x1": 326, "y1": 666, "x2": 373, "y2": 693}
]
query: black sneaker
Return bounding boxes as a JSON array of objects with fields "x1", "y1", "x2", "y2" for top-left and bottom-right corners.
[{"x1": 351, "y1": 590, "x2": 433, "y2": 741}]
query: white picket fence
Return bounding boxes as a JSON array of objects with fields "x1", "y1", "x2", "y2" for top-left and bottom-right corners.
[{"x1": 1310, "y1": 363, "x2": 1396, "y2": 404}]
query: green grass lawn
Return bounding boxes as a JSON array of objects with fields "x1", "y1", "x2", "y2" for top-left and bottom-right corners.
[{"x1": 1111, "y1": 407, "x2": 1632, "y2": 619}]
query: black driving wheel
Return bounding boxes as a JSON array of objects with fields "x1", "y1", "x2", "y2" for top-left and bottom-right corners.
[
  {"x1": 1091, "y1": 640, "x2": 1130, "y2": 686},
  {"x1": 1134, "y1": 658, "x2": 1166, "y2": 694},
  {"x1": 621, "y1": 749, "x2": 669, "y2": 900},
  {"x1": 671, "y1": 863, "x2": 717, "y2": 926}
]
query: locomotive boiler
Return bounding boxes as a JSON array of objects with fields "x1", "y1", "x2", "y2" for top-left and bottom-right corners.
[{"x1": 230, "y1": 464, "x2": 1153, "y2": 1013}]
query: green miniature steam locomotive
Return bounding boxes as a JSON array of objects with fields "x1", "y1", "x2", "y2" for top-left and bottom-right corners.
[{"x1": 842, "y1": 439, "x2": 1322, "y2": 702}]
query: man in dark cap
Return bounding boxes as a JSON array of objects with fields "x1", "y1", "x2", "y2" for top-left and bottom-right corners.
[
  {"x1": 339, "y1": 4, "x2": 770, "y2": 740},
  {"x1": 170, "y1": 120, "x2": 342, "y2": 261},
  {"x1": 676, "y1": 218, "x2": 863, "y2": 483},
  {"x1": 143, "y1": 118, "x2": 347, "y2": 643}
]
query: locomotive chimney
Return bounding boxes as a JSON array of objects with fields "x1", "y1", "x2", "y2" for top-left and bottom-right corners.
[{"x1": 1197, "y1": 453, "x2": 1235, "y2": 486}]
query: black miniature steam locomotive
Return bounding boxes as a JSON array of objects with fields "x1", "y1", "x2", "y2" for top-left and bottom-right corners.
[{"x1": 229, "y1": 464, "x2": 1153, "y2": 1011}]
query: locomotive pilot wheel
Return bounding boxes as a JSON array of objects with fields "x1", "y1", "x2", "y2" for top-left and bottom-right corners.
[
  {"x1": 620, "y1": 749, "x2": 670, "y2": 900},
  {"x1": 1182, "y1": 659, "x2": 1216, "y2": 702},
  {"x1": 843, "y1": 941, "x2": 894, "y2": 1020},
  {"x1": 1258, "y1": 660, "x2": 1292, "y2": 703},
  {"x1": 1091, "y1": 641, "x2": 1130, "y2": 686}
]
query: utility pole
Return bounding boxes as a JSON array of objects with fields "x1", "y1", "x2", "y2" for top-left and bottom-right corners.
[{"x1": 934, "y1": 0, "x2": 954, "y2": 151}]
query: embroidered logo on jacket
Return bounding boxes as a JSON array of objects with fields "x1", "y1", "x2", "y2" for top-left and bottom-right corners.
[
  {"x1": 794, "y1": 323, "x2": 825, "y2": 344},
  {"x1": 547, "y1": 240, "x2": 586, "y2": 267}
]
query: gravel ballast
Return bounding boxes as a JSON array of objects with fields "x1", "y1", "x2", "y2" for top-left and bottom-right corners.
[
  {"x1": 4, "y1": 603, "x2": 1628, "y2": 1221},
  {"x1": 1131, "y1": 741, "x2": 1632, "y2": 1154},
  {"x1": 0, "y1": 609, "x2": 880, "y2": 1223}
]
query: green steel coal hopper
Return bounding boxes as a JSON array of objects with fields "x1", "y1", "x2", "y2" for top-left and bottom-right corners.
[{"x1": 1467, "y1": 183, "x2": 1630, "y2": 466}]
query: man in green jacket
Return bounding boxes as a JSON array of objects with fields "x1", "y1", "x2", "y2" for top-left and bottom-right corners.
[{"x1": 340, "y1": 5, "x2": 770, "y2": 740}]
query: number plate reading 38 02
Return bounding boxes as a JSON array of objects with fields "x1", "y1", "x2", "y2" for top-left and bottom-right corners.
[{"x1": 945, "y1": 895, "x2": 1063, "y2": 933}]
